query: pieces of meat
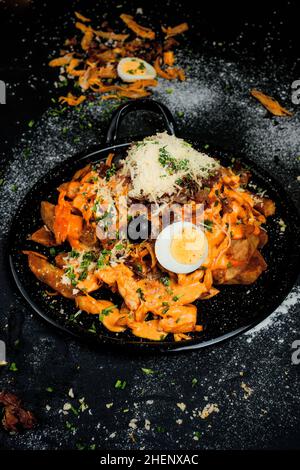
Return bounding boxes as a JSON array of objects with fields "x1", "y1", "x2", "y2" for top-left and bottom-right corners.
[
  {"x1": 0, "y1": 391, "x2": 36, "y2": 433},
  {"x1": 25, "y1": 251, "x2": 75, "y2": 299},
  {"x1": 254, "y1": 197, "x2": 276, "y2": 217},
  {"x1": 30, "y1": 226, "x2": 57, "y2": 247},
  {"x1": 41, "y1": 201, "x2": 55, "y2": 232}
]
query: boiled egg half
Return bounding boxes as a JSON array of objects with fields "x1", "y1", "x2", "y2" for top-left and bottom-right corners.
[
  {"x1": 117, "y1": 57, "x2": 156, "y2": 83},
  {"x1": 155, "y1": 222, "x2": 208, "y2": 274}
]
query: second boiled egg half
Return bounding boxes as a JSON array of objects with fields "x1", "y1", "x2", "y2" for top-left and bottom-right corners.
[
  {"x1": 117, "y1": 57, "x2": 156, "y2": 83},
  {"x1": 155, "y1": 222, "x2": 209, "y2": 274}
]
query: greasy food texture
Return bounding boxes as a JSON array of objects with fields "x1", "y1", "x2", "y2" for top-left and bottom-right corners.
[{"x1": 24, "y1": 134, "x2": 275, "y2": 341}]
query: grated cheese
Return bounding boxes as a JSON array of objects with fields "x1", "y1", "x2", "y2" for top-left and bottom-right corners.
[{"x1": 121, "y1": 132, "x2": 220, "y2": 202}]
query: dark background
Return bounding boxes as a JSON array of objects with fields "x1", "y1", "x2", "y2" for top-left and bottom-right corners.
[{"x1": 0, "y1": 0, "x2": 300, "y2": 452}]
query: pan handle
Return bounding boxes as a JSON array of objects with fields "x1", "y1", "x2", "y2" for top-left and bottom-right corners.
[{"x1": 105, "y1": 98, "x2": 176, "y2": 144}]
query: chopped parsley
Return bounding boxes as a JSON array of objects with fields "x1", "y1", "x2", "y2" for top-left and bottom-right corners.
[
  {"x1": 69, "y1": 249, "x2": 80, "y2": 258},
  {"x1": 115, "y1": 379, "x2": 126, "y2": 389},
  {"x1": 9, "y1": 362, "x2": 18, "y2": 372},
  {"x1": 88, "y1": 323, "x2": 97, "y2": 334},
  {"x1": 136, "y1": 287, "x2": 146, "y2": 301},
  {"x1": 158, "y1": 146, "x2": 189, "y2": 175},
  {"x1": 141, "y1": 368, "x2": 155, "y2": 375},
  {"x1": 192, "y1": 378, "x2": 198, "y2": 387},
  {"x1": 203, "y1": 219, "x2": 214, "y2": 232},
  {"x1": 99, "y1": 305, "x2": 117, "y2": 322},
  {"x1": 97, "y1": 249, "x2": 111, "y2": 268},
  {"x1": 160, "y1": 275, "x2": 170, "y2": 286},
  {"x1": 105, "y1": 164, "x2": 116, "y2": 181},
  {"x1": 65, "y1": 266, "x2": 77, "y2": 287}
]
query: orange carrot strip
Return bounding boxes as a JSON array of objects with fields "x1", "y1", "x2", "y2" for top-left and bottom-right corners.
[
  {"x1": 81, "y1": 29, "x2": 94, "y2": 50},
  {"x1": 94, "y1": 30, "x2": 129, "y2": 41},
  {"x1": 74, "y1": 11, "x2": 91, "y2": 22},
  {"x1": 120, "y1": 14, "x2": 155, "y2": 40},
  {"x1": 164, "y1": 51, "x2": 175, "y2": 66},
  {"x1": 106, "y1": 153, "x2": 115, "y2": 167},
  {"x1": 49, "y1": 53, "x2": 73, "y2": 67},
  {"x1": 162, "y1": 22, "x2": 189, "y2": 38},
  {"x1": 58, "y1": 93, "x2": 86, "y2": 106}
]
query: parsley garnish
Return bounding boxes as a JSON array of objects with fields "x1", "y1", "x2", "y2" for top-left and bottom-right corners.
[
  {"x1": 141, "y1": 368, "x2": 155, "y2": 375},
  {"x1": 115, "y1": 379, "x2": 126, "y2": 389},
  {"x1": 203, "y1": 219, "x2": 214, "y2": 232},
  {"x1": 160, "y1": 275, "x2": 170, "y2": 286},
  {"x1": 105, "y1": 164, "x2": 116, "y2": 181},
  {"x1": 136, "y1": 287, "x2": 146, "y2": 301}
]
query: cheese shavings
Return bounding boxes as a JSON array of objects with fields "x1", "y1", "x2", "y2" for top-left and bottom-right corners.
[{"x1": 121, "y1": 132, "x2": 220, "y2": 202}]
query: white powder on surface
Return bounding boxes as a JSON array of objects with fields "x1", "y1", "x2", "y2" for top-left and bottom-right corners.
[{"x1": 245, "y1": 285, "x2": 300, "y2": 341}]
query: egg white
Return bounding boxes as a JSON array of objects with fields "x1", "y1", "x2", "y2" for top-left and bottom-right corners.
[
  {"x1": 155, "y1": 222, "x2": 208, "y2": 274},
  {"x1": 117, "y1": 57, "x2": 156, "y2": 83}
]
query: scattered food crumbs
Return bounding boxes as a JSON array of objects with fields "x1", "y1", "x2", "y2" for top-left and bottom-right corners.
[
  {"x1": 144, "y1": 419, "x2": 151, "y2": 430},
  {"x1": 109, "y1": 432, "x2": 116, "y2": 439},
  {"x1": 176, "y1": 419, "x2": 183, "y2": 425},
  {"x1": 278, "y1": 218, "x2": 287, "y2": 233},
  {"x1": 78, "y1": 397, "x2": 89, "y2": 412},
  {"x1": 68, "y1": 388, "x2": 74, "y2": 398},
  {"x1": 193, "y1": 431, "x2": 201, "y2": 441},
  {"x1": 241, "y1": 382, "x2": 253, "y2": 399},
  {"x1": 176, "y1": 402, "x2": 186, "y2": 412},
  {"x1": 106, "y1": 403, "x2": 113, "y2": 409},
  {"x1": 129, "y1": 418, "x2": 138, "y2": 430},
  {"x1": 199, "y1": 403, "x2": 220, "y2": 419}
]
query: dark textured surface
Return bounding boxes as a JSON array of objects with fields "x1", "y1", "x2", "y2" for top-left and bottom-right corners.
[{"x1": 0, "y1": 0, "x2": 300, "y2": 451}]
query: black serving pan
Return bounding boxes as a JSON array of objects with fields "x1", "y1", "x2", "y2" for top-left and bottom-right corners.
[{"x1": 8, "y1": 99, "x2": 300, "y2": 351}]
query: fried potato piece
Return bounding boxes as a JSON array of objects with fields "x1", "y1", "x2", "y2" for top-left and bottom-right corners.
[
  {"x1": 223, "y1": 251, "x2": 267, "y2": 285},
  {"x1": 159, "y1": 305, "x2": 198, "y2": 334},
  {"x1": 53, "y1": 192, "x2": 83, "y2": 244},
  {"x1": 30, "y1": 226, "x2": 57, "y2": 247},
  {"x1": 41, "y1": 201, "x2": 55, "y2": 233},
  {"x1": 79, "y1": 223, "x2": 98, "y2": 248},
  {"x1": 129, "y1": 320, "x2": 167, "y2": 341},
  {"x1": 76, "y1": 295, "x2": 125, "y2": 333},
  {"x1": 55, "y1": 252, "x2": 67, "y2": 269},
  {"x1": 24, "y1": 251, "x2": 75, "y2": 299},
  {"x1": 72, "y1": 164, "x2": 92, "y2": 182},
  {"x1": 254, "y1": 197, "x2": 276, "y2": 217}
]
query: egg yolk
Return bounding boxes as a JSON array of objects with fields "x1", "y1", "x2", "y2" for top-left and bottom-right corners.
[
  {"x1": 171, "y1": 227, "x2": 205, "y2": 265},
  {"x1": 122, "y1": 60, "x2": 147, "y2": 76}
]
